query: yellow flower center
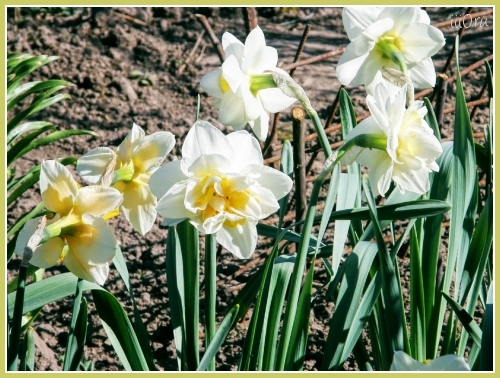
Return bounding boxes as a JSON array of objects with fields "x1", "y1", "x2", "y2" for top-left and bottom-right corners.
[{"x1": 376, "y1": 34, "x2": 403, "y2": 60}]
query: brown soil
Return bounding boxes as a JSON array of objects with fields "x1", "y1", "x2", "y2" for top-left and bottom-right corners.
[{"x1": 6, "y1": 6, "x2": 493, "y2": 371}]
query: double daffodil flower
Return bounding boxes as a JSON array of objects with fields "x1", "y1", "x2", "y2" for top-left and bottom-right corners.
[
  {"x1": 149, "y1": 121, "x2": 292, "y2": 259},
  {"x1": 77, "y1": 123, "x2": 175, "y2": 235},
  {"x1": 337, "y1": 7, "x2": 445, "y2": 92},
  {"x1": 200, "y1": 26, "x2": 297, "y2": 141},
  {"x1": 342, "y1": 81, "x2": 442, "y2": 197},
  {"x1": 15, "y1": 160, "x2": 122, "y2": 285}
]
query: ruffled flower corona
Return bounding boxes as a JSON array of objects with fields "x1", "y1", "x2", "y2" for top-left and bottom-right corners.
[
  {"x1": 390, "y1": 351, "x2": 470, "y2": 371},
  {"x1": 15, "y1": 160, "x2": 123, "y2": 285},
  {"x1": 337, "y1": 7, "x2": 445, "y2": 91},
  {"x1": 77, "y1": 123, "x2": 175, "y2": 235},
  {"x1": 149, "y1": 120, "x2": 293, "y2": 259},
  {"x1": 343, "y1": 81, "x2": 442, "y2": 196},
  {"x1": 200, "y1": 26, "x2": 296, "y2": 141}
]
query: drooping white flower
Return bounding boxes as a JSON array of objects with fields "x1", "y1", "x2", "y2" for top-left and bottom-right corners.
[
  {"x1": 200, "y1": 26, "x2": 297, "y2": 141},
  {"x1": 343, "y1": 81, "x2": 442, "y2": 197},
  {"x1": 15, "y1": 160, "x2": 123, "y2": 285},
  {"x1": 149, "y1": 120, "x2": 293, "y2": 259},
  {"x1": 77, "y1": 123, "x2": 175, "y2": 235},
  {"x1": 390, "y1": 351, "x2": 470, "y2": 371},
  {"x1": 337, "y1": 7, "x2": 445, "y2": 91}
]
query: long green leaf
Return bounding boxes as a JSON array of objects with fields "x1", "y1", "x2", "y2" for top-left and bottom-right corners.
[
  {"x1": 8, "y1": 79, "x2": 72, "y2": 110},
  {"x1": 260, "y1": 255, "x2": 295, "y2": 370},
  {"x1": 409, "y1": 226, "x2": 426, "y2": 361},
  {"x1": 166, "y1": 226, "x2": 187, "y2": 370},
  {"x1": 441, "y1": 293, "x2": 482, "y2": 348},
  {"x1": 92, "y1": 290, "x2": 149, "y2": 371},
  {"x1": 7, "y1": 273, "x2": 148, "y2": 371},
  {"x1": 63, "y1": 295, "x2": 88, "y2": 371},
  {"x1": 176, "y1": 220, "x2": 200, "y2": 370},
  {"x1": 480, "y1": 282, "x2": 493, "y2": 371},
  {"x1": 8, "y1": 129, "x2": 96, "y2": 165},
  {"x1": 113, "y1": 247, "x2": 156, "y2": 370}
]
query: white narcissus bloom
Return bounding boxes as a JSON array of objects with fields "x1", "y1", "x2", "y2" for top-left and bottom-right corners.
[
  {"x1": 344, "y1": 81, "x2": 442, "y2": 197},
  {"x1": 390, "y1": 351, "x2": 470, "y2": 371},
  {"x1": 200, "y1": 26, "x2": 297, "y2": 141},
  {"x1": 337, "y1": 7, "x2": 445, "y2": 91},
  {"x1": 15, "y1": 160, "x2": 123, "y2": 285},
  {"x1": 77, "y1": 123, "x2": 175, "y2": 235},
  {"x1": 149, "y1": 120, "x2": 293, "y2": 259}
]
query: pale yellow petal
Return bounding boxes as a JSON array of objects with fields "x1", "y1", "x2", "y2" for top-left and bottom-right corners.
[
  {"x1": 29, "y1": 237, "x2": 65, "y2": 268},
  {"x1": 73, "y1": 186, "x2": 123, "y2": 217},
  {"x1": 40, "y1": 160, "x2": 78, "y2": 216}
]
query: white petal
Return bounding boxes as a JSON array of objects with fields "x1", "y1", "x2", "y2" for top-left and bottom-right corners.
[
  {"x1": 242, "y1": 164, "x2": 293, "y2": 200},
  {"x1": 398, "y1": 23, "x2": 445, "y2": 63},
  {"x1": 258, "y1": 82, "x2": 297, "y2": 114},
  {"x1": 239, "y1": 84, "x2": 263, "y2": 122},
  {"x1": 378, "y1": 7, "x2": 420, "y2": 32},
  {"x1": 408, "y1": 57, "x2": 437, "y2": 89},
  {"x1": 156, "y1": 181, "x2": 193, "y2": 220},
  {"x1": 200, "y1": 69, "x2": 224, "y2": 99},
  {"x1": 187, "y1": 153, "x2": 232, "y2": 177},
  {"x1": 390, "y1": 351, "x2": 425, "y2": 371},
  {"x1": 117, "y1": 123, "x2": 145, "y2": 163},
  {"x1": 423, "y1": 355, "x2": 470, "y2": 371},
  {"x1": 222, "y1": 31, "x2": 243, "y2": 50},
  {"x1": 74, "y1": 186, "x2": 123, "y2": 217},
  {"x1": 224, "y1": 43, "x2": 244, "y2": 65},
  {"x1": 131, "y1": 131, "x2": 175, "y2": 173},
  {"x1": 250, "y1": 186, "x2": 280, "y2": 218},
  {"x1": 360, "y1": 18, "x2": 394, "y2": 47},
  {"x1": 336, "y1": 43, "x2": 369, "y2": 86},
  {"x1": 216, "y1": 219, "x2": 258, "y2": 259},
  {"x1": 218, "y1": 90, "x2": 251, "y2": 128},
  {"x1": 392, "y1": 165, "x2": 430, "y2": 195},
  {"x1": 356, "y1": 149, "x2": 393, "y2": 196},
  {"x1": 221, "y1": 55, "x2": 246, "y2": 93},
  {"x1": 29, "y1": 237, "x2": 65, "y2": 269},
  {"x1": 242, "y1": 26, "x2": 278, "y2": 74},
  {"x1": 40, "y1": 160, "x2": 78, "y2": 215},
  {"x1": 202, "y1": 212, "x2": 226, "y2": 234},
  {"x1": 250, "y1": 110, "x2": 269, "y2": 141},
  {"x1": 182, "y1": 120, "x2": 234, "y2": 167},
  {"x1": 149, "y1": 160, "x2": 187, "y2": 199},
  {"x1": 77, "y1": 147, "x2": 115, "y2": 184},
  {"x1": 342, "y1": 7, "x2": 381, "y2": 41},
  {"x1": 344, "y1": 115, "x2": 383, "y2": 142},
  {"x1": 225, "y1": 130, "x2": 263, "y2": 169}
]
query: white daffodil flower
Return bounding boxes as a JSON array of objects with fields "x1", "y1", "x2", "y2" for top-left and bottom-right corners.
[
  {"x1": 77, "y1": 123, "x2": 175, "y2": 235},
  {"x1": 343, "y1": 81, "x2": 442, "y2": 197},
  {"x1": 337, "y1": 7, "x2": 445, "y2": 92},
  {"x1": 391, "y1": 351, "x2": 470, "y2": 371},
  {"x1": 200, "y1": 26, "x2": 296, "y2": 141},
  {"x1": 15, "y1": 160, "x2": 123, "y2": 285},
  {"x1": 149, "y1": 120, "x2": 293, "y2": 259}
]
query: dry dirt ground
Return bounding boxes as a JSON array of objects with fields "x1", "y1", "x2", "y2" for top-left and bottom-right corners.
[{"x1": 6, "y1": 6, "x2": 493, "y2": 371}]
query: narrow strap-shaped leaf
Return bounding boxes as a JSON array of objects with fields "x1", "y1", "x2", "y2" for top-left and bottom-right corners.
[
  {"x1": 113, "y1": 247, "x2": 156, "y2": 370},
  {"x1": 441, "y1": 292, "x2": 482, "y2": 348},
  {"x1": 176, "y1": 220, "x2": 200, "y2": 370},
  {"x1": 166, "y1": 226, "x2": 187, "y2": 370},
  {"x1": 409, "y1": 227, "x2": 426, "y2": 361},
  {"x1": 480, "y1": 282, "x2": 493, "y2": 371},
  {"x1": 63, "y1": 279, "x2": 87, "y2": 371},
  {"x1": 320, "y1": 242, "x2": 378, "y2": 370},
  {"x1": 8, "y1": 129, "x2": 96, "y2": 165},
  {"x1": 203, "y1": 233, "x2": 216, "y2": 371},
  {"x1": 92, "y1": 289, "x2": 149, "y2": 371},
  {"x1": 424, "y1": 97, "x2": 441, "y2": 142},
  {"x1": 283, "y1": 259, "x2": 314, "y2": 370},
  {"x1": 7, "y1": 125, "x2": 55, "y2": 165},
  {"x1": 260, "y1": 255, "x2": 295, "y2": 370},
  {"x1": 19, "y1": 327, "x2": 35, "y2": 371},
  {"x1": 362, "y1": 175, "x2": 404, "y2": 356},
  {"x1": 278, "y1": 140, "x2": 293, "y2": 229},
  {"x1": 8, "y1": 80, "x2": 72, "y2": 110},
  {"x1": 8, "y1": 121, "x2": 53, "y2": 145}
]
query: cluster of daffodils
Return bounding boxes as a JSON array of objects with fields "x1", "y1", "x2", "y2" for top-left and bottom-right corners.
[
  {"x1": 336, "y1": 6, "x2": 445, "y2": 196},
  {"x1": 16, "y1": 6, "x2": 446, "y2": 287},
  {"x1": 16, "y1": 121, "x2": 292, "y2": 283}
]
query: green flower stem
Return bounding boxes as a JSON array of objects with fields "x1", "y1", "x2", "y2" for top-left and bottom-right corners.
[
  {"x1": 7, "y1": 263, "x2": 28, "y2": 371},
  {"x1": 203, "y1": 233, "x2": 216, "y2": 371},
  {"x1": 305, "y1": 107, "x2": 333, "y2": 158},
  {"x1": 63, "y1": 278, "x2": 84, "y2": 371}
]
